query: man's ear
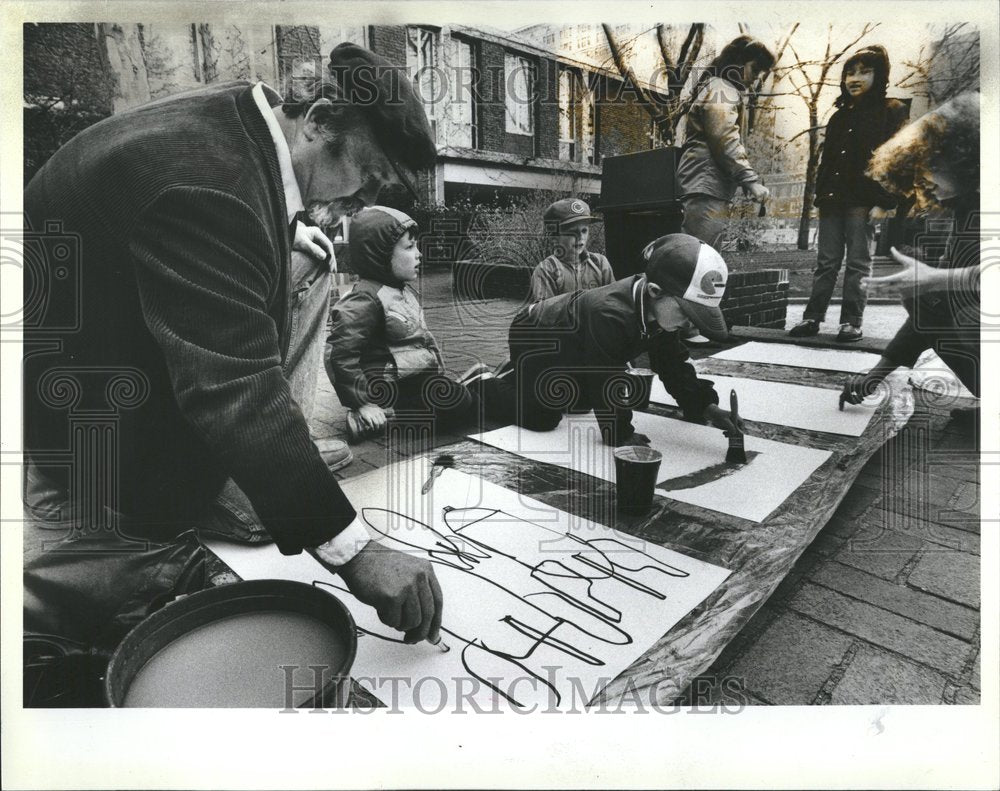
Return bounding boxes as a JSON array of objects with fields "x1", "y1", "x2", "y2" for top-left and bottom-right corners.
[{"x1": 646, "y1": 281, "x2": 663, "y2": 299}]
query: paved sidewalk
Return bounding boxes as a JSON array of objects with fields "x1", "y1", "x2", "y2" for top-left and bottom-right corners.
[{"x1": 310, "y1": 268, "x2": 981, "y2": 706}]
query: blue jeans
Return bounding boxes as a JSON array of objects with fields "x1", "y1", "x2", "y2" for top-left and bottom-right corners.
[{"x1": 804, "y1": 205, "x2": 873, "y2": 327}]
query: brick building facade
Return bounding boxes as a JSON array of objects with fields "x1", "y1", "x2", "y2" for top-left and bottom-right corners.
[{"x1": 25, "y1": 22, "x2": 669, "y2": 205}]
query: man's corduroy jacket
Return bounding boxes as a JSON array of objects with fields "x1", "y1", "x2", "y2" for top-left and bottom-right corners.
[{"x1": 24, "y1": 81, "x2": 356, "y2": 554}]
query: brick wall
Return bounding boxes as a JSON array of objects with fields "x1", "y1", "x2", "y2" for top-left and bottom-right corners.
[
  {"x1": 536, "y1": 58, "x2": 560, "y2": 160},
  {"x1": 720, "y1": 269, "x2": 790, "y2": 330},
  {"x1": 367, "y1": 25, "x2": 406, "y2": 66},
  {"x1": 473, "y1": 41, "x2": 561, "y2": 159},
  {"x1": 594, "y1": 75, "x2": 656, "y2": 159},
  {"x1": 474, "y1": 41, "x2": 505, "y2": 153}
]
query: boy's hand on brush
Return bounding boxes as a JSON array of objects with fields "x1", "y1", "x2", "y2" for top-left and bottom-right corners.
[{"x1": 704, "y1": 404, "x2": 743, "y2": 434}]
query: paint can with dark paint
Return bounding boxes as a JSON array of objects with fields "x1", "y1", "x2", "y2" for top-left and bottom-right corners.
[
  {"x1": 625, "y1": 368, "x2": 655, "y2": 411},
  {"x1": 613, "y1": 446, "x2": 663, "y2": 514},
  {"x1": 105, "y1": 580, "x2": 356, "y2": 708}
]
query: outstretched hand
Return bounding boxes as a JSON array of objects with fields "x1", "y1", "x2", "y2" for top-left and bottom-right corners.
[{"x1": 862, "y1": 247, "x2": 945, "y2": 300}]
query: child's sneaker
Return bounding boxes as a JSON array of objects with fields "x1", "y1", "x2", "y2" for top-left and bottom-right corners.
[
  {"x1": 313, "y1": 437, "x2": 353, "y2": 471},
  {"x1": 788, "y1": 319, "x2": 820, "y2": 337},
  {"x1": 837, "y1": 323, "x2": 863, "y2": 343}
]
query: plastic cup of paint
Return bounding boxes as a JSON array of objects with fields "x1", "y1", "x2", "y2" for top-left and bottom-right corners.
[
  {"x1": 613, "y1": 446, "x2": 663, "y2": 514},
  {"x1": 625, "y1": 368, "x2": 655, "y2": 411}
]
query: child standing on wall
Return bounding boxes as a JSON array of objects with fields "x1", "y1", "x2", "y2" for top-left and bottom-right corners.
[
  {"x1": 789, "y1": 45, "x2": 909, "y2": 343},
  {"x1": 326, "y1": 207, "x2": 483, "y2": 443},
  {"x1": 529, "y1": 198, "x2": 615, "y2": 302}
]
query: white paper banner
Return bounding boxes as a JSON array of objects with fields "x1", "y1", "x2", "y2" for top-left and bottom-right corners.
[
  {"x1": 711, "y1": 341, "x2": 882, "y2": 372},
  {"x1": 207, "y1": 461, "x2": 730, "y2": 711},
  {"x1": 471, "y1": 411, "x2": 832, "y2": 522},
  {"x1": 650, "y1": 374, "x2": 880, "y2": 436}
]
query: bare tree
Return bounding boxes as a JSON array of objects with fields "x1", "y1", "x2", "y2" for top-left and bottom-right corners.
[
  {"x1": 895, "y1": 23, "x2": 979, "y2": 105},
  {"x1": 779, "y1": 23, "x2": 878, "y2": 249},
  {"x1": 601, "y1": 23, "x2": 705, "y2": 144},
  {"x1": 744, "y1": 23, "x2": 798, "y2": 133}
]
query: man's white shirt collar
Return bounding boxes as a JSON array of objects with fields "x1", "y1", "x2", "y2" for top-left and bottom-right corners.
[{"x1": 252, "y1": 82, "x2": 304, "y2": 223}]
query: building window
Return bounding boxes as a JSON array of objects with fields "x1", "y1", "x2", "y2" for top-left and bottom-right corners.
[
  {"x1": 583, "y1": 74, "x2": 598, "y2": 164},
  {"x1": 447, "y1": 36, "x2": 476, "y2": 148},
  {"x1": 577, "y1": 25, "x2": 591, "y2": 48},
  {"x1": 407, "y1": 27, "x2": 440, "y2": 142},
  {"x1": 504, "y1": 52, "x2": 535, "y2": 136},
  {"x1": 275, "y1": 25, "x2": 322, "y2": 99},
  {"x1": 544, "y1": 31, "x2": 555, "y2": 46},
  {"x1": 321, "y1": 26, "x2": 367, "y2": 58},
  {"x1": 560, "y1": 26, "x2": 573, "y2": 47},
  {"x1": 558, "y1": 67, "x2": 579, "y2": 161}
]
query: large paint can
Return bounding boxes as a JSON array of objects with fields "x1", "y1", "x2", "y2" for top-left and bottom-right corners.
[{"x1": 105, "y1": 580, "x2": 356, "y2": 708}]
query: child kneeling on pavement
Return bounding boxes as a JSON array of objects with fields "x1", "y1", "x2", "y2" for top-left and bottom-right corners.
[
  {"x1": 473, "y1": 233, "x2": 743, "y2": 445},
  {"x1": 326, "y1": 207, "x2": 484, "y2": 443}
]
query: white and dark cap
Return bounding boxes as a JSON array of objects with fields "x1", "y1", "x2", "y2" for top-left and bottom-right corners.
[{"x1": 642, "y1": 233, "x2": 730, "y2": 342}]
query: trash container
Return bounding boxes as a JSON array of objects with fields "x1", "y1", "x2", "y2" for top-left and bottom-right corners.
[{"x1": 598, "y1": 148, "x2": 684, "y2": 278}]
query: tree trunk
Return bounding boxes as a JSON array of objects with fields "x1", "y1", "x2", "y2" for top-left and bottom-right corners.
[
  {"x1": 95, "y1": 23, "x2": 151, "y2": 113},
  {"x1": 797, "y1": 105, "x2": 820, "y2": 250}
]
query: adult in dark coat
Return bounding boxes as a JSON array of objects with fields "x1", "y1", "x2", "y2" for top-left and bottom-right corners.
[{"x1": 24, "y1": 44, "x2": 444, "y2": 644}]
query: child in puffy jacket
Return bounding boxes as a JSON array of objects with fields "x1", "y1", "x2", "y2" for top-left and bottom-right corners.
[
  {"x1": 325, "y1": 206, "x2": 481, "y2": 443},
  {"x1": 789, "y1": 45, "x2": 909, "y2": 343}
]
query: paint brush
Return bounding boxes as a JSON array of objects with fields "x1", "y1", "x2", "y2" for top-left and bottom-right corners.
[
  {"x1": 725, "y1": 389, "x2": 748, "y2": 465},
  {"x1": 421, "y1": 454, "x2": 455, "y2": 494}
]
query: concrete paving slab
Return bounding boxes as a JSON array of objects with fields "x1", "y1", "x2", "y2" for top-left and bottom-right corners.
[
  {"x1": 789, "y1": 583, "x2": 971, "y2": 676},
  {"x1": 833, "y1": 524, "x2": 924, "y2": 580},
  {"x1": 809, "y1": 560, "x2": 978, "y2": 640},
  {"x1": 907, "y1": 550, "x2": 981, "y2": 609},
  {"x1": 857, "y1": 506, "x2": 980, "y2": 554},
  {"x1": 726, "y1": 611, "x2": 853, "y2": 705},
  {"x1": 830, "y1": 644, "x2": 947, "y2": 704},
  {"x1": 952, "y1": 686, "x2": 981, "y2": 705}
]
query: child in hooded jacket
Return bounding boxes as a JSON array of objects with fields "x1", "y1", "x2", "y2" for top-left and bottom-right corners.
[
  {"x1": 326, "y1": 206, "x2": 479, "y2": 442},
  {"x1": 789, "y1": 45, "x2": 909, "y2": 343}
]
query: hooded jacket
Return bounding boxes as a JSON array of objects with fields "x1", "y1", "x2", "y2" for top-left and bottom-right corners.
[
  {"x1": 325, "y1": 207, "x2": 444, "y2": 409},
  {"x1": 815, "y1": 46, "x2": 910, "y2": 209}
]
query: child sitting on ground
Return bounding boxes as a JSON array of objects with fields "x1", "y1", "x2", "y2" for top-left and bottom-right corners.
[
  {"x1": 529, "y1": 198, "x2": 615, "y2": 302},
  {"x1": 326, "y1": 206, "x2": 483, "y2": 443}
]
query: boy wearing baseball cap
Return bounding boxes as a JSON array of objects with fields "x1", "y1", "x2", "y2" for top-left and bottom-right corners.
[
  {"x1": 530, "y1": 198, "x2": 615, "y2": 302},
  {"x1": 478, "y1": 233, "x2": 741, "y2": 445}
]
